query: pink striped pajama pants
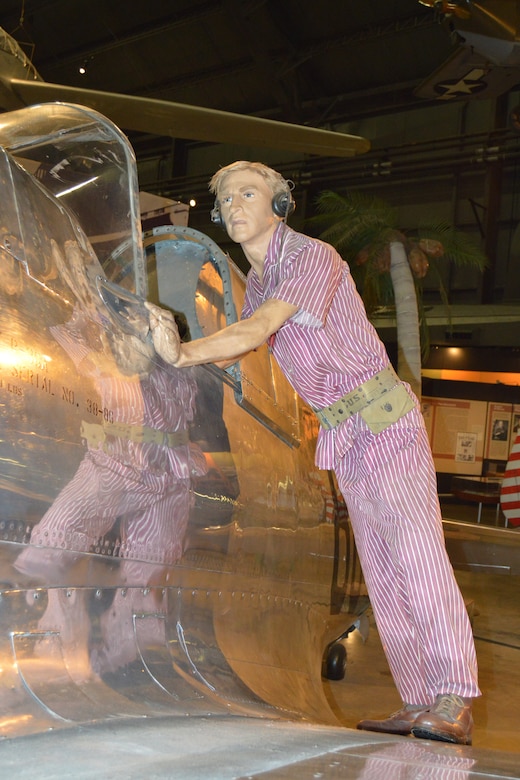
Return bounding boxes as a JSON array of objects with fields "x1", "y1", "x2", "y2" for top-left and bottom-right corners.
[
  {"x1": 335, "y1": 424, "x2": 481, "y2": 706},
  {"x1": 29, "y1": 449, "x2": 192, "y2": 565}
]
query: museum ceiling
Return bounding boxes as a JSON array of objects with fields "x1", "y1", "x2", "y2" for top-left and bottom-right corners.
[
  {"x1": 2, "y1": 1, "x2": 520, "y2": 210},
  {"x1": 0, "y1": 1, "x2": 462, "y2": 154}
]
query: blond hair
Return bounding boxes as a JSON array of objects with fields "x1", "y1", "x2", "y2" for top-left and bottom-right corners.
[{"x1": 209, "y1": 161, "x2": 289, "y2": 200}]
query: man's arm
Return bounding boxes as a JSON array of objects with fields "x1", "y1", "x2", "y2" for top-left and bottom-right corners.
[{"x1": 146, "y1": 298, "x2": 298, "y2": 368}]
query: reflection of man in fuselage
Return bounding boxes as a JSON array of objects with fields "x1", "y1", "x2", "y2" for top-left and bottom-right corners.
[
  {"x1": 14, "y1": 304, "x2": 207, "y2": 673},
  {"x1": 17, "y1": 305, "x2": 206, "y2": 571}
]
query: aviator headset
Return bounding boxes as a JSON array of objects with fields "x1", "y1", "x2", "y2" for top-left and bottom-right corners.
[{"x1": 210, "y1": 179, "x2": 296, "y2": 229}]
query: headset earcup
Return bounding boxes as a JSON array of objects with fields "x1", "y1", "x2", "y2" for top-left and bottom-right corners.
[
  {"x1": 210, "y1": 203, "x2": 225, "y2": 229},
  {"x1": 272, "y1": 190, "x2": 295, "y2": 218}
]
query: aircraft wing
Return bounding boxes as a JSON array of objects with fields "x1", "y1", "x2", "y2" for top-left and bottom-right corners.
[
  {"x1": 5, "y1": 77, "x2": 370, "y2": 157},
  {"x1": 414, "y1": 44, "x2": 520, "y2": 100},
  {"x1": 0, "y1": 715, "x2": 518, "y2": 779}
]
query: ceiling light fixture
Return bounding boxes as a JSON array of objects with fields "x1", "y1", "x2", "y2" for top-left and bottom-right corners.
[{"x1": 78, "y1": 56, "x2": 93, "y2": 75}]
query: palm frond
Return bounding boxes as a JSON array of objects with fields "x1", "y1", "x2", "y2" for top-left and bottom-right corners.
[
  {"x1": 425, "y1": 260, "x2": 451, "y2": 311},
  {"x1": 313, "y1": 191, "x2": 399, "y2": 262},
  {"x1": 417, "y1": 221, "x2": 487, "y2": 269}
]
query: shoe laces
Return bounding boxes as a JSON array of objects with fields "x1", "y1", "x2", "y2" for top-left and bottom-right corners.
[{"x1": 434, "y1": 694, "x2": 465, "y2": 720}]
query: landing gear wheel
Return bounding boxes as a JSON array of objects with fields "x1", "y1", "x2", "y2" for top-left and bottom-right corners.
[{"x1": 322, "y1": 641, "x2": 346, "y2": 680}]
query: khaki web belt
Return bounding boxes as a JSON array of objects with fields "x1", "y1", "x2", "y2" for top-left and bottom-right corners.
[
  {"x1": 80, "y1": 420, "x2": 189, "y2": 449},
  {"x1": 314, "y1": 365, "x2": 415, "y2": 433}
]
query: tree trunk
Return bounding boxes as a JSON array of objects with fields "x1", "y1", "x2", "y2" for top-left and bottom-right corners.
[{"x1": 389, "y1": 241, "x2": 421, "y2": 399}]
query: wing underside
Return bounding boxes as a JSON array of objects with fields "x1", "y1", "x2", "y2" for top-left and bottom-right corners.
[{"x1": 7, "y1": 77, "x2": 370, "y2": 157}]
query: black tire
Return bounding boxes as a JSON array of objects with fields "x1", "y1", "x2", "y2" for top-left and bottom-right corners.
[{"x1": 322, "y1": 642, "x2": 347, "y2": 680}]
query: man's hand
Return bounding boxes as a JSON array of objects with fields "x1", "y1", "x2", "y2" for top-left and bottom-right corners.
[
  {"x1": 146, "y1": 297, "x2": 297, "y2": 368},
  {"x1": 146, "y1": 302, "x2": 181, "y2": 365}
]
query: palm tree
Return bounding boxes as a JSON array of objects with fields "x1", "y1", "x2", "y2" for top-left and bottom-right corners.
[{"x1": 312, "y1": 190, "x2": 488, "y2": 399}]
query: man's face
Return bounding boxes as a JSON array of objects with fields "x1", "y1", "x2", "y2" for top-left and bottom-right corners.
[{"x1": 218, "y1": 170, "x2": 278, "y2": 248}]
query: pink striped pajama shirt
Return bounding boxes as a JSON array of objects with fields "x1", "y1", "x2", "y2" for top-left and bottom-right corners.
[{"x1": 243, "y1": 223, "x2": 480, "y2": 705}]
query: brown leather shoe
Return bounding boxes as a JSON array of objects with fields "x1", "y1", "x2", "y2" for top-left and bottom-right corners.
[
  {"x1": 357, "y1": 704, "x2": 430, "y2": 736},
  {"x1": 411, "y1": 694, "x2": 473, "y2": 745}
]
